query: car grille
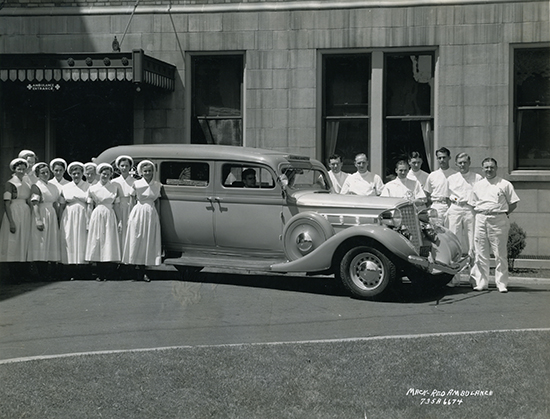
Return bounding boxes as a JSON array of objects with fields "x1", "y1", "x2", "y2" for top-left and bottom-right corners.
[{"x1": 399, "y1": 203, "x2": 422, "y2": 251}]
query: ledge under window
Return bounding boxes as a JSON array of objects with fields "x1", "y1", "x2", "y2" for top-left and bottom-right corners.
[{"x1": 509, "y1": 170, "x2": 550, "y2": 182}]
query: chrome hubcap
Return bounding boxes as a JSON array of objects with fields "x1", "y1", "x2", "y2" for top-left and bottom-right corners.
[{"x1": 350, "y1": 254, "x2": 383, "y2": 290}]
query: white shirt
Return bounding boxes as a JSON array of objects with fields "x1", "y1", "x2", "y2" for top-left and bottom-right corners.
[
  {"x1": 424, "y1": 167, "x2": 456, "y2": 199},
  {"x1": 447, "y1": 171, "x2": 482, "y2": 204},
  {"x1": 407, "y1": 169, "x2": 429, "y2": 188},
  {"x1": 468, "y1": 176, "x2": 520, "y2": 213},
  {"x1": 328, "y1": 170, "x2": 349, "y2": 194},
  {"x1": 381, "y1": 177, "x2": 426, "y2": 200},
  {"x1": 340, "y1": 171, "x2": 384, "y2": 196}
]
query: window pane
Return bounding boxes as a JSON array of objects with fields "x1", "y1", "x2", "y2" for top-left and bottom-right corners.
[
  {"x1": 516, "y1": 109, "x2": 550, "y2": 169},
  {"x1": 515, "y1": 48, "x2": 550, "y2": 107},
  {"x1": 385, "y1": 119, "x2": 432, "y2": 181},
  {"x1": 324, "y1": 55, "x2": 370, "y2": 117},
  {"x1": 197, "y1": 119, "x2": 242, "y2": 146},
  {"x1": 222, "y1": 164, "x2": 275, "y2": 189},
  {"x1": 191, "y1": 55, "x2": 243, "y2": 145},
  {"x1": 193, "y1": 56, "x2": 242, "y2": 116},
  {"x1": 325, "y1": 119, "x2": 369, "y2": 173},
  {"x1": 385, "y1": 54, "x2": 433, "y2": 116},
  {"x1": 160, "y1": 161, "x2": 210, "y2": 187},
  {"x1": 281, "y1": 166, "x2": 331, "y2": 191}
]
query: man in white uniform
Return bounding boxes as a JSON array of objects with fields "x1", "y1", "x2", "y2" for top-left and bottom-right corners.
[
  {"x1": 446, "y1": 152, "x2": 483, "y2": 286},
  {"x1": 424, "y1": 147, "x2": 456, "y2": 225},
  {"x1": 381, "y1": 160, "x2": 426, "y2": 206},
  {"x1": 340, "y1": 153, "x2": 384, "y2": 196},
  {"x1": 468, "y1": 158, "x2": 520, "y2": 293},
  {"x1": 407, "y1": 151, "x2": 429, "y2": 188},
  {"x1": 327, "y1": 154, "x2": 349, "y2": 194}
]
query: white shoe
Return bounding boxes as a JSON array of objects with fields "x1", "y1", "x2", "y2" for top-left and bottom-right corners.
[{"x1": 498, "y1": 287, "x2": 508, "y2": 293}]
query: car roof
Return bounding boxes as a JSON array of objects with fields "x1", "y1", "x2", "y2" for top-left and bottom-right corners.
[{"x1": 92, "y1": 144, "x2": 319, "y2": 168}]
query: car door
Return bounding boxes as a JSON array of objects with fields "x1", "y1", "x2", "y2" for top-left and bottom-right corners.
[
  {"x1": 212, "y1": 161, "x2": 285, "y2": 254},
  {"x1": 158, "y1": 159, "x2": 215, "y2": 252}
]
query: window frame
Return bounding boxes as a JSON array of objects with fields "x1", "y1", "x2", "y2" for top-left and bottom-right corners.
[
  {"x1": 159, "y1": 160, "x2": 211, "y2": 188},
  {"x1": 317, "y1": 47, "x2": 437, "y2": 179},
  {"x1": 185, "y1": 51, "x2": 246, "y2": 146},
  {"x1": 221, "y1": 163, "x2": 276, "y2": 190},
  {"x1": 509, "y1": 43, "x2": 550, "y2": 182}
]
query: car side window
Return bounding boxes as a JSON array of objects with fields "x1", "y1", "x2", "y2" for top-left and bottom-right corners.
[
  {"x1": 222, "y1": 164, "x2": 275, "y2": 189},
  {"x1": 160, "y1": 161, "x2": 210, "y2": 187}
]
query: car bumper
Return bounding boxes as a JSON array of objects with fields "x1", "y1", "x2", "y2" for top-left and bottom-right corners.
[{"x1": 407, "y1": 254, "x2": 471, "y2": 275}]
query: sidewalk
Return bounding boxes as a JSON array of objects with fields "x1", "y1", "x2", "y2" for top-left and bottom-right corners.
[{"x1": 452, "y1": 270, "x2": 550, "y2": 286}]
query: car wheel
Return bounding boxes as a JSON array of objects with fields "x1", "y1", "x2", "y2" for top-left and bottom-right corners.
[
  {"x1": 283, "y1": 212, "x2": 334, "y2": 261},
  {"x1": 338, "y1": 246, "x2": 396, "y2": 299}
]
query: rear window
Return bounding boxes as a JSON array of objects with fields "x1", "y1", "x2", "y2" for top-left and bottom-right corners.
[{"x1": 160, "y1": 161, "x2": 210, "y2": 187}]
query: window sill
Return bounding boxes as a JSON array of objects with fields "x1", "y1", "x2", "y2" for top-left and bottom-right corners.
[{"x1": 508, "y1": 170, "x2": 550, "y2": 182}]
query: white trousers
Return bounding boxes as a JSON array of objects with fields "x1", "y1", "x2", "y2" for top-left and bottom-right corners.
[
  {"x1": 447, "y1": 204, "x2": 475, "y2": 255},
  {"x1": 472, "y1": 213, "x2": 510, "y2": 290},
  {"x1": 431, "y1": 202, "x2": 449, "y2": 226},
  {"x1": 447, "y1": 204, "x2": 477, "y2": 285}
]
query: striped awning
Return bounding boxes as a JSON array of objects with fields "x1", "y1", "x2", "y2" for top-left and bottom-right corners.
[{"x1": 0, "y1": 49, "x2": 176, "y2": 91}]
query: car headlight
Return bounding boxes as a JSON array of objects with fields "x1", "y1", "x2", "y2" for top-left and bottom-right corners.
[
  {"x1": 418, "y1": 208, "x2": 438, "y2": 225},
  {"x1": 379, "y1": 208, "x2": 402, "y2": 228}
]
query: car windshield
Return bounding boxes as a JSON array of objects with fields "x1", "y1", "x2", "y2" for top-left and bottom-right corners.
[{"x1": 280, "y1": 165, "x2": 331, "y2": 191}]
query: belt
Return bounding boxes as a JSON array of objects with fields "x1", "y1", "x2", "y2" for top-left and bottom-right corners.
[
  {"x1": 431, "y1": 197, "x2": 448, "y2": 203},
  {"x1": 476, "y1": 210, "x2": 507, "y2": 216}
]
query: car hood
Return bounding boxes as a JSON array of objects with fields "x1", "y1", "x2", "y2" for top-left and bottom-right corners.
[{"x1": 290, "y1": 190, "x2": 406, "y2": 210}]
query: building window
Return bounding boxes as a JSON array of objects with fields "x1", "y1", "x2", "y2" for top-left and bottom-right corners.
[
  {"x1": 384, "y1": 53, "x2": 434, "y2": 179},
  {"x1": 322, "y1": 54, "x2": 370, "y2": 173},
  {"x1": 322, "y1": 50, "x2": 434, "y2": 179},
  {"x1": 191, "y1": 55, "x2": 243, "y2": 145},
  {"x1": 514, "y1": 47, "x2": 550, "y2": 170}
]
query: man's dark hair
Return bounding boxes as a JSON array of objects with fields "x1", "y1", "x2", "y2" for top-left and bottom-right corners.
[
  {"x1": 436, "y1": 147, "x2": 451, "y2": 157},
  {"x1": 481, "y1": 157, "x2": 498, "y2": 166},
  {"x1": 408, "y1": 151, "x2": 423, "y2": 160},
  {"x1": 328, "y1": 154, "x2": 342, "y2": 162},
  {"x1": 395, "y1": 160, "x2": 409, "y2": 169},
  {"x1": 242, "y1": 168, "x2": 256, "y2": 179}
]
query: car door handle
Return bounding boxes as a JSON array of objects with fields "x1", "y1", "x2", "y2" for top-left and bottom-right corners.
[
  {"x1": 205, "y1": 197, "x2": 215, "y2": 211},
  {"x1": 206, "y1": 197, "x2": 227, "y2": 212},
  {"x1": 214, "y1": 197, "x2": 228, "y2": 212}
]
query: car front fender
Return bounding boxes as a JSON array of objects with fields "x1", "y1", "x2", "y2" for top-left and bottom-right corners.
[
  {"x1": 410, "y1": 225, "x2": 466, "y2": 275},
  {"x1": 271, "y1": 224, "x2": 417, "y2": 273}
]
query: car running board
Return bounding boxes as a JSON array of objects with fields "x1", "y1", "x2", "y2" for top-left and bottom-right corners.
[{"x1": 164, "y1": 254, "x2": 286, "y2": 272}]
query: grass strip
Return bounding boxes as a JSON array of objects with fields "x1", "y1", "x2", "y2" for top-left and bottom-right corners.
[{"x1": 1, "y1": 330, "x2": 549, "y2": 419}]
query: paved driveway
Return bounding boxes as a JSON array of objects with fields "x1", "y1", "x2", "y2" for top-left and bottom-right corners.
[{"x1": 1, "y1": 271, "x2": 549, "y2": 362}]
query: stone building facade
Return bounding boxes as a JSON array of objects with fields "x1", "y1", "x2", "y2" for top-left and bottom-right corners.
[{"x1": 0, "y1": 0, "x2": 549, "y2": 257}]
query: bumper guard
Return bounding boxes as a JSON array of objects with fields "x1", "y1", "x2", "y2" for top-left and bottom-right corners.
[{"x1": 407, "y1": 255, "x2": 471, "y2": 275}]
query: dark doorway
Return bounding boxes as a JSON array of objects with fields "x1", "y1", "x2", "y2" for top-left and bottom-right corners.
[
  {"x1": 1, "y1": 82, "x2": 134, "y2": 165},
  {"x1": 54, "y1": 83, "x2": 134, "y2": 163}
]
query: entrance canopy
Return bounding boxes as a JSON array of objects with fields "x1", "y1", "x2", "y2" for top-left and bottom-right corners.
[{"x1": 0, "y1": 49, "x2": 176, "y2": 91}]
